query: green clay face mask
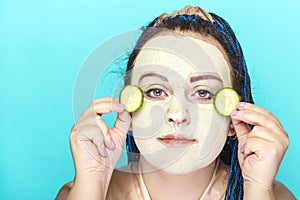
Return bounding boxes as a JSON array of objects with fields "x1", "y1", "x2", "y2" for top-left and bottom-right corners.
[{"x1": 130, "y1": 34, "x2": 232, "y2": 174}]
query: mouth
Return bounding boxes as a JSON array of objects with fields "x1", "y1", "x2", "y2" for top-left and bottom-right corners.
[{"x1": 157, "y1": 134, "x2": 199, "y2": 147}]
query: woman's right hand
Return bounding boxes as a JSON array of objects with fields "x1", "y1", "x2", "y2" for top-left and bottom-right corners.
[
  {"x1": 69, "y1": 97, "x2": 131, "y2": 175},
  {"x1": 56, "y1": 97, "x2": 131, "y2": 200}
]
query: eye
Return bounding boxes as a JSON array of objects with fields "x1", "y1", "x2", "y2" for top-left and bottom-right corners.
[
  {"x1": 144, "y1": 88, "x2": 167, "y2": 99},
  {"x1": 192, "y1": 89, "x2": 215, "y2": 103},
  {"x1": 196, "y1": 90, "x2": 213, "y2": 99}
]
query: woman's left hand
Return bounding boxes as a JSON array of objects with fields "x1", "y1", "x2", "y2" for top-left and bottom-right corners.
[{"x1": 231, "y1": 102, "x2": 289, "y2": 192}]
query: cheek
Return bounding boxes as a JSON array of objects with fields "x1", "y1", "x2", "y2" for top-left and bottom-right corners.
[
  {"x1": 131, "y1": 99, "x2": 167, "y2": 138},
  {"x1": 193, "y1": 104, "x2": 215, "y2": 129},
  {"x1": 184, "y1": 104, "x2": 217, "y2": 138},
  {"x1": 193, "y1": 104, "x2": 229, "y2": 130},
  {"x1": 131, "y1": 100, "x2": 169, "y2": 155},
  {"x1": 194, "y1": 104, "x2": 230, "y2": 159},
  {"x1": 194, "y1": 104, "x2": 230, "y2": 138}
]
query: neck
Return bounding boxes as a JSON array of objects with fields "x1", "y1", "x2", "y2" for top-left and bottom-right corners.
[{"x1": 140, "y1": 157, "x2": 218, "y2": 200}]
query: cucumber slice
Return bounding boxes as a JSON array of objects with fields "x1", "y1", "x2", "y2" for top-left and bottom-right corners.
[
  {"x1": 119, "y1": 85, "x2": 144, "y2": 112},
  {"x1": 213, "y1": 88, "x2": 240, "y2": 117}
]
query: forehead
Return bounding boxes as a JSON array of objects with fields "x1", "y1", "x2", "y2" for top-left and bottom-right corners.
[{"x1": 132, "y1": 35, "x2": 232, "y2": 86}]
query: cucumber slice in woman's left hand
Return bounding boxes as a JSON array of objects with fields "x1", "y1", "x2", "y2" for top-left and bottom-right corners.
[
  {"x1": 119, "y1": 85, "x2": 144, "y2": 112},
  {"x1": 213, "y1": 87, "x2": 240, "y2": 117}
]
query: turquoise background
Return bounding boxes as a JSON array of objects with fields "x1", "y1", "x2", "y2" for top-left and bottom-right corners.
[{"x1": 1, "y1": 0, "x2": 299, "y2": 199}]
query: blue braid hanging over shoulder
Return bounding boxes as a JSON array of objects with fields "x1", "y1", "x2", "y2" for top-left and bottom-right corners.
[
  {"x1": 126, "y1": 10, "x2": 254, "y2": 200},
  {"x1": 210, "y1": 13, "x2": 252, "y2": 200}
]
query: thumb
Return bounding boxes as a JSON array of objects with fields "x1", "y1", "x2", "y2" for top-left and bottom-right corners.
[
  {"x1": 110, "y1": 111, "x2": 131, "y2": 147},
  {"x1": 231, "y1": 115, "x2": 250, "y2": 148}
]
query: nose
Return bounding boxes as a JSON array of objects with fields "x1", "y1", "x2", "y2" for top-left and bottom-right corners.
[
  {"x1": 167, "y1": 116, "x2": 190, "y2": 125},
  {"x1": 166, "y1": 96, "x2": 190, "y2": 125}
]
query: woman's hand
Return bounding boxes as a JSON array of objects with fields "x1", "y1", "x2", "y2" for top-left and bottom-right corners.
[
  {"x1": 66, "y1": 97, "x2": 131, "y2": 200},
  {"x1": 70, "y1": 97, "x2": 131, "y2": 174},
  {"x1": 231, "y1": 102, "x2": 289, "y2": 198}
]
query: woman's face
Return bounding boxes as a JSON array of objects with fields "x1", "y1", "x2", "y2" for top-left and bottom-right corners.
[{"x1": 130, "y1": 33, "x2": 232, "y2": 174}]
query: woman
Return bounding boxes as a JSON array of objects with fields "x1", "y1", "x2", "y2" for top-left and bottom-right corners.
[{"x1": 56, "y1": 5, "x2": 295, "y2": 199}]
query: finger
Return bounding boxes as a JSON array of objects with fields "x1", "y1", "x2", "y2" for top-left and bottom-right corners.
[
  {"x1": 76, "y1": 97, "x2": 126, "y2": 149},
  {"x1": 110, "y1": 111, "x2": 131, "y2": 146},
  {"x1": 80, "y1": 97, "x2": 125, "y2": 120},
  {"x1": 92, "y1": 98, "x2": 129, "y2": 149},
  {"x1": 243, "y1": 137, "x2": 273, "y2": 159},
  {"x1": 80, "y1": 140, "x2": 104, "y2": 162},
  {"x1": 231, "y1": 109, "x2": 283, "y2": 135},
  {"x1": 76, "y1": 115, "x2": 119, "y2": 151},
  {"x1": 236, "y1": 102, "x2": 283, "y2": 129},
  {"x1": 248, "y1": 126, "x2": 281, "y2": 143},
  {"x1": 75, "y1": 113, "x2": 102, "y2": 127},
  {"x1": 248, "y1": 126, "x2": 289, "y2": 152},
  {"x1": 96, "y1": 114, "x2": 117, "y2": 150},
  {"x1": 93, "y1": 98, "x2": 125, "y2": 115},
  {"x1": 76, "y1": 125, "x2": 108, "y2": 157},
  {"x1": 231, "y1": 116, "x2": 250, "y2": 150}
]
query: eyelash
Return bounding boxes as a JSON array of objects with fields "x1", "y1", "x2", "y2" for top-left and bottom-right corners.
[
  {"x1": 193, "y1": 89, "x2": 215, "y2": 103},
  {"x1": 144, "y1": 88, "x2": 168, "y2": 100},
  {"x1": 144, "y1": 88, "x2": 215, "y2": 103}
]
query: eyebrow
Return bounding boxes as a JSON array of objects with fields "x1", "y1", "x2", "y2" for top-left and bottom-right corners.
[
  {"x1": 189, "y1": 74, "x2": 223, "y2": 83},
  {"x1": 139, "y1": 72, "x2": 169, "y2": 82}
]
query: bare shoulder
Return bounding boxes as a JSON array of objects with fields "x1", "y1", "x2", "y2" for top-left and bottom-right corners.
[
  {"x1": 273, "y1": 180, "x2": 296, "y2": 200},
  {"x1": 55, "y1": 181, "x2": 73, "y2": 200}
]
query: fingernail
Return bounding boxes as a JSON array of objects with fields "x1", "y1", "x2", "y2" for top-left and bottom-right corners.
[
  {"x1": 102, "y1": 148, "x2": 108, "y2": 157},
  {"x1": 237, "y1": 102, "x2": 245, "y2": 108},
  {"x1": 118, "y1": 103, "x2": 124, "y2": 108},
  {"x1": 111, "y1": 139, "x2": 116, "y2": 148},
  {"x1": 240, "y1": 143, "x2": 245, "y2": 151},
  {"x1": 231, "y1": 110, "x2": 238, "y2": 116},
  {"x1": 113, "y1": 98, "x2": 120, "y2": 103}
]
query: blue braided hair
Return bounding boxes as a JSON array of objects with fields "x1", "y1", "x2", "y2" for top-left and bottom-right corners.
[{"x1": 125, "y1": 7, "x2": 254, "y2": 200}]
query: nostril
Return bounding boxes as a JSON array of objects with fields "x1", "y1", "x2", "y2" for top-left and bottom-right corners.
[
  {"x1": 168, "y1": 118, "x2": 174, "y2": 123},
  {"x1": 181, "y1": 118, "x2": 190, "y2": 125},
  {"x1": 167, "y1": 117, "x2": 190, "y2": 125}
]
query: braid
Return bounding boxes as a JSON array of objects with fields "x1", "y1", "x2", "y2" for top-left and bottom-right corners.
[
  {"x1": 152, "y1": 5, "x2": 214, "y2": 26},
  {"x1": 126, "y1": 131, "x2": 140, "y2": 162},
  {"x1": 126, "y1": 6, "x2": 254, "y2": 200},
  {"x1": 210, "y1": 13, "x2": 254, "y2": 199}
]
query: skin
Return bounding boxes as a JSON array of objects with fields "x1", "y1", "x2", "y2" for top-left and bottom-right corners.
[
  {"x1": 130, "y1": 35, "x2": 232, "y2": 174},
  {"x1": 56, "y1": 31, "x2": 295, "y2": 200}
]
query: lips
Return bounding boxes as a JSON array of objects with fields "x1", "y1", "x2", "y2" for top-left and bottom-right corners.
[{"x1": 157, "y1": 134, "x2": 199, "y2": 147}]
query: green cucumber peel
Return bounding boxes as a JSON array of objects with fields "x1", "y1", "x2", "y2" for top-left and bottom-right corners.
[
  {"x1": 213, "y1": 87, "x2": 240, "y2": 117},
  {"x1": 119, "y1": 85, "x2": 144, "y2": 112}
]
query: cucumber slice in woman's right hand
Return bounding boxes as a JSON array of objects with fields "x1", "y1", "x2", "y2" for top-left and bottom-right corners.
[{"x1": 119, "y1": 85, "x2": 144, "y2": 113}]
